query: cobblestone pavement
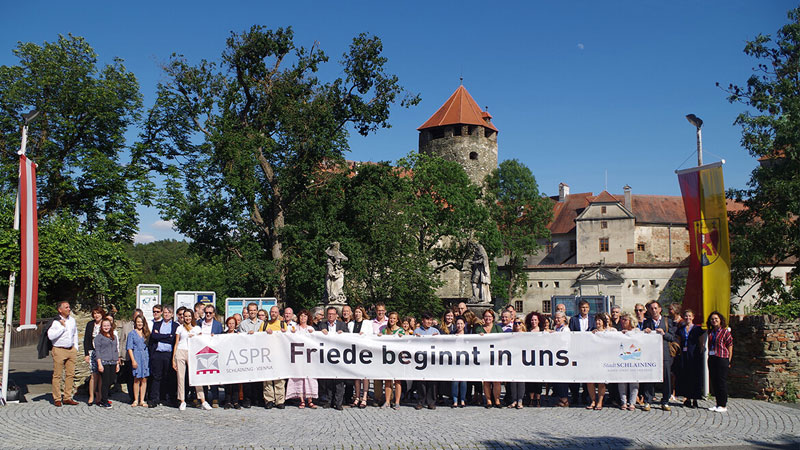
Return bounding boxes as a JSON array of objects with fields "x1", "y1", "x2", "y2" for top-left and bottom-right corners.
[{"x1": 0, "y1": 395, "x2": 799, "y2": 449}]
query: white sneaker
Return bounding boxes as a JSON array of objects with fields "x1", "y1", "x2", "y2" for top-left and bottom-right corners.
[
  {"x1": 179, "y1": 402, "x2": 186, "y2": 411},
  {"x1": 708, "y1": 406, "x2": 719, "y2": 412},
  {"x1": 201, "y1": 401, "x2": 212, "y2": 410},
  {"x1": 715, "y1": 406, "x2": 727, "y2": 413}
]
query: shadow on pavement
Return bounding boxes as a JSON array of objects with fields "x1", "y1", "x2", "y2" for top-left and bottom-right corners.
[{"x1": 482, "y1": 435, "x2": 636, "y2": 449}]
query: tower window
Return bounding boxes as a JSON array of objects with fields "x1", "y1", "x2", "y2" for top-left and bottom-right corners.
[
  {"x1": 431, "y1": 128, "x2": 444, "y2": 139},
  {"x1": 599, "y1": 238, "x2": 609, "y2": 252},
  {"x1": 453, "y1": 126, "x2": 462, "y2": 136},
  {"x1": 468, "y1": 125, "x2": 476, "y2": 135},
  {"x1": 637, "y1": 243, "x2": 646, "y2": 251},
  {"x1": 601, "y1": 221, "x2": 608, "y2": 229},
  {"x1": 601, "y1": 206, "x2": 607, "y2": 213},
  {"x1": 469, "y1": 152, "x2": 478, "y2": 160},
  {"x1": 485, "y1": 129, "x2": 495, "y2": 138}
]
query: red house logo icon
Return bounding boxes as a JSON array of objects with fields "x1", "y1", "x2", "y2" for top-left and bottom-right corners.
[{"x1": 195, "y1": 346, "x2": 220, "y2": 375}]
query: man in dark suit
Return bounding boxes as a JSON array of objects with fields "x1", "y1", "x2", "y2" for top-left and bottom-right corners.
[
  {"x1": 642, "y1": 300, "x2": 675, "y2": 411},
  {"x1": 149, "y1": 306, "x2": 179, "y2": 408},
  {"x1": 568, "y1": 300, "x2": 595, "y2": 404},
  {"x1": 314, "y1": 306, "x2": 349, "y2": 410},
  {"x1": 196, "y1": 304, "x2": 224, "y2": 406}
]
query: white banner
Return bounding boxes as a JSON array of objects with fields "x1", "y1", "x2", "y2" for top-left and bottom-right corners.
[{"x1": 188, "y1": 331, "x2": 663, "y2": 386}]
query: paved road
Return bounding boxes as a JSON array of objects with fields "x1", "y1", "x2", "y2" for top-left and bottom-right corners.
[{"x1": 2, "y1": 346, "x2": 799, "y2": 449}]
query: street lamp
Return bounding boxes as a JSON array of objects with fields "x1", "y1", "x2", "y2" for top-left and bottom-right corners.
[
  {"x1": 17, "y1": 109, "x2": 40, "y2": 156},
  {"x1": 686, "y1": 114, "x2": 703, "y2": 166}
]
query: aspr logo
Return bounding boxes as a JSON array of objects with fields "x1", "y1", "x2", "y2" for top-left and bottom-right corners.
[
  {"x1": 195, "y1": 346, "x2": 220, "y2": 375},
  {"x1": 618, "y1": 343, "x2": 642, "y2": 361}
]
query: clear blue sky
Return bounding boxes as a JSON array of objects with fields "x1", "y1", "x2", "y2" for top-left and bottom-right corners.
[{"x1": 1, "y1": 1, "x2": 796, "y2": 242}]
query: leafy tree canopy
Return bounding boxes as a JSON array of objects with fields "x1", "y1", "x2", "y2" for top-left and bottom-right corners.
[
  {"x1": 485, "y1": 159, "x2": 552, "y2": 302},
  {"x1": 0, "y1": 34, "x2": 146, "y2": 242},
  {"x1": 723, "y1": 8, "x2": 800, "y2": 317},
  {"x1": 283, "y1": 153, "x2": 500, "y2": 315},
  {"x1": 141, "y1": 26, "x2": 418, "y2": 302}
]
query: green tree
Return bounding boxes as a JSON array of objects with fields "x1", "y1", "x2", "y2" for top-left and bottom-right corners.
[
  {"x1": 283, "y1": 153, "x2": 499, "y2": 315},
  {"x1": 485, "y1": 159, "x2": 552, "y2": 302},
  {"x1": 722, "y1": 8, "x2": 800, "y2": 317},
  {"x1": 0, "y1": 34, "x2": 147, "y2": 241},
  {"x1": 141, "y1": 26, "x2": 418, "y2": 302}
]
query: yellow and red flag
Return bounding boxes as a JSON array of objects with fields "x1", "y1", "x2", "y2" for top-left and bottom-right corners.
[{"x1": 677, "y1": 162, "x2": 731, "y2": 325}]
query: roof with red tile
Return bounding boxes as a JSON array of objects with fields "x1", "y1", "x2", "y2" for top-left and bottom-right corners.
[
  {"x1": 418, "y1": 85, "x2": 499, "y2": 132},
  {"x1": 590, "y1": 190, "x2": 618, "y2": 203},
  {"x1": 548, "y1": 192, "x2": 699, "y2": 234}
]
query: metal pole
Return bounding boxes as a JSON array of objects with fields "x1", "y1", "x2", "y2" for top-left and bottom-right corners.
[
  {"x1": 696, "y1": 126, "x2": 703, "y2": 166},
  {"x1": 1, "y1": 124, "x2": 28, "y2": 404}
]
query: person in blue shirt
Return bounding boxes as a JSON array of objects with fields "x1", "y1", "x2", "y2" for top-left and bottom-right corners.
[{"x1": 413, "y1": 312, "x2": 439, "y2": 410}]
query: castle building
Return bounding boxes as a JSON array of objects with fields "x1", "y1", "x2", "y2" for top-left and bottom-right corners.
[
  {"x1": 418, "y1": 85, "x2": 792, "y2": 316},
  {"x1": 417, "y1": 85, "x2": 498, "y2": 187}
]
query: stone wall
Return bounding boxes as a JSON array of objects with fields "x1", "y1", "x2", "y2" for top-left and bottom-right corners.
[{"x1": 729, "y1": 315, "x2": 800, "y2": 401}]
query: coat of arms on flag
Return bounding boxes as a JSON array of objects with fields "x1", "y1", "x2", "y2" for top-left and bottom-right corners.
[{"x1": 693, "y1": 218, "x2": 720, "y2": 266}]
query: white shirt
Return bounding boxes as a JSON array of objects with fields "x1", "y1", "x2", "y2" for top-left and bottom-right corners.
[
  {"x1": 48, "y1": 315, "x2": 79, "y2": 349},
  {"x1": 200, "y1": 320, "x2": 214, "y2": 335},
  {"x1": 372, "y1": 317, "x2": 388, "y2": 335},
  {"x1": 176, "y1": 326, "x2": 199, "y2": 351},
  {"x1": 579, "y1": 315, "x2": 589, "y2": 332}
]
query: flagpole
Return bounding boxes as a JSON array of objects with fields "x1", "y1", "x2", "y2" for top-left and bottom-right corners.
[
  {"x1": 1, "y1": 121, "x2": 29, "y2": 404},
  {"x1": 686, "y1": 113, "x2": 712, "y2": 400}
]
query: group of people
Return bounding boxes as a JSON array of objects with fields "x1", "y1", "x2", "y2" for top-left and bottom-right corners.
[{"x1": 46, "y1": 298, "x2": 733, "y2": 413}]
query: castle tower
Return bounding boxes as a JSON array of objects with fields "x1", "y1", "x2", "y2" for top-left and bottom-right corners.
[{"x1": 417, "y1": 85, "x2": 499, "y2": 187}]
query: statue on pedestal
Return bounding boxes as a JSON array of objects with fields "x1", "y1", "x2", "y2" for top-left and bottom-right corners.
[
  {"x1": 470, "y1": 241, "x2": 491, "y2": 304},
  {"x1": 325, "y1": 241, "x2": 348, "y2": 304}
]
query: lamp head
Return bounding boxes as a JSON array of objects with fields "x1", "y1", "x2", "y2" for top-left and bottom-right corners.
[
  {"x1": 685, "y1": 114, "x2": 703, "y2": 128},
  {"x1": 22, "y1": 109, "x2": 41, "y2": 125}
]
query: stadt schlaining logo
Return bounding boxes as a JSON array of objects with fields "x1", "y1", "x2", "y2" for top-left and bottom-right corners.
[
  {"x1": 618, "y1": 343, "x2": 642, "y2": 361},
  {"x1": 693, "y1": 218, "x2": 720, "y2": 266},
  {"x1": 195, "y1": 346, "x2": 220, "y2": 375}
]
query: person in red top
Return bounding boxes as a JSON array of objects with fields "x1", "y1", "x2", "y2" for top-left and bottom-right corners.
[{"x1": 706, "y1": 311, "x2": 733, "y2": 413}]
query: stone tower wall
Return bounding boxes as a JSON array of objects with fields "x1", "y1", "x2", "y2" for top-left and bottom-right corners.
[{"x1": 419, "y1": 124, "x2": 498, "y2": 187}]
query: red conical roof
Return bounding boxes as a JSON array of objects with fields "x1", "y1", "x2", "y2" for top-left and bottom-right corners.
[{"x1": 418, "y1": 85, "x2": 498, "y2": 132}]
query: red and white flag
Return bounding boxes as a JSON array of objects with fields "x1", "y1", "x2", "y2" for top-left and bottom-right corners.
[{"x1": 19, "y1": 155, "x2": 38, "y2": 326}]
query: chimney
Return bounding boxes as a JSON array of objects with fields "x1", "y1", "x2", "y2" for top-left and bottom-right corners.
[
  {"x1": 559, "y1": 182, "x2": 570, "y2": 202},
  {"x1": 623, "y1": 185, "x2": 632, "y2": 211}
]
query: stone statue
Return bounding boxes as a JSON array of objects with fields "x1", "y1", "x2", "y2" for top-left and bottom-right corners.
[
  {"x1": 325, "y1": 241, "x2": 348, "y2": 304},
  {"x1": 470, "y1": 241, "x2": 491, "y2": 304}
]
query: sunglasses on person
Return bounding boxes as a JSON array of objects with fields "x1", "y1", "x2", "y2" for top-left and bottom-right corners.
[{"x1": 635, "y1": 308, "x2": 644, "y2": 312}]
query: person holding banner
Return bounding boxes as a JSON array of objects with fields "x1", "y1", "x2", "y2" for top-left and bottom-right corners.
[
  {"x1": 173, "y1": 309, "x2": 211, "y2": 411},
  {"x1": 381, "y1": 311, "x2": 405, "y2": 409},
  {"x1": 586, "y1": 313, "x2": 615, "y2": 410},
  {"x1": 642, "y1": 301, "x2": 675, "y2": 412},
  {"x1": 413, "y1": 313, "x2": 440, "y2": 410},
  {"x1": 707, "y1": 311, "x2": 733, "y2": 413},
  {"x1": 450, "y1": 316, "x2": 468, "y2": 408},
  {"x1": 618, "y1": 312, "x2": 640, "y2": 411},
  {"x1": 222, "y1": 317, "x2": 242, "y2": 410},
  {"x1": 524, "y1": 311, "x2": 546, "y2": 407},
  {"x1": 474, "y1": 309, "x2": 503, "y2": 408},
  {"x1": 286, "y1": 310, "x2": 319, "y2": 409},
  {"x1": 315, "y1": 306, "x2": 349, "y2": 410},
  {"x1": 551, "y1": 311, "x2": 571, "y2": 407},
  {"x1": 350, "y1": 306, "x2": 373, "y2": 408}
]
